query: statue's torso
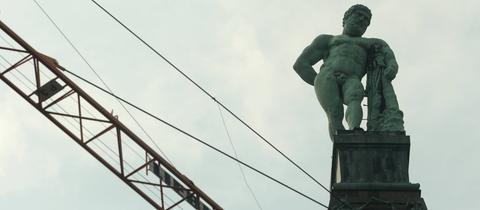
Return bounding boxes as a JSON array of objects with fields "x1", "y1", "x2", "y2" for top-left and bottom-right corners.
[{"x1": 322, "y1": 35, "x2": 370, "y2": 78}]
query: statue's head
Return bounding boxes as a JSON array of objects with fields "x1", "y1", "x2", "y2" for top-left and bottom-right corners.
[{"x1": 342, "y1": 4, "x2": 372, "y2": 37}]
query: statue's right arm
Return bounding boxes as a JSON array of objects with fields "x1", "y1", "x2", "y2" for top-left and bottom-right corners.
[{"x1": 293, "y1": 34, "x2": 332, "y2": 86}]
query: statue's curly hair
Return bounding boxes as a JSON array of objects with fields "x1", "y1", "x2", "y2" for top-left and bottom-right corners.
[{"x1": 343, "y1": 4, "x2": 372, "y2": 26}]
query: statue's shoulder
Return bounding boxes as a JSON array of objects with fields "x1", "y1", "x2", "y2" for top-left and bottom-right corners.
[
  {"x1": 366, "y1": 37, "x2": 390, "y2": 47},
  {"x1": 311, "y1": 34, "x2": 334, "y2": 47}
]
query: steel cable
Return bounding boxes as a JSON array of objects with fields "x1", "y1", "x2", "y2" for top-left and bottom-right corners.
[
  {"x1": 32, "y1": 0, "x2": 174, "y2": 165},
  {"x1": 63, "y1": 68, "x2": 329, "y2": 208},
  {"x1": 90, "y1": 0, "x2": 334, "y2": 199}
]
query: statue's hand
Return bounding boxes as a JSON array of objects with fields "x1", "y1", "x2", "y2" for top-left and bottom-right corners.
[{"x1": 384, "y1": 67, "x2": 397, "y2": 81}]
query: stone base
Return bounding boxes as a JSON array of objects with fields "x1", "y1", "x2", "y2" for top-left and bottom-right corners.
[
  {"x1": 329, "y1": 184, "x2": 427, "y2": 210},
  {"x1": 331, "y1": 130, "x2": 411, "y2": 184},
  {"x1": 328, "y1": 131, "x2": 428, "y2": 210}
]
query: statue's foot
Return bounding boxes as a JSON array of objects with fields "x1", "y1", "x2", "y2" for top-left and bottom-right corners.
[{"x1": 352, "y1": 127, "x2": 364, "y2": 131}]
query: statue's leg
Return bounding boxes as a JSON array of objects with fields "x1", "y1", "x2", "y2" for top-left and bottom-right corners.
[
  {"x1": 314, "y1": 71, "x2": 345, "y2": 140},
  {"x1": 343, "y1": 76, "x2": 364, "y2": 129}
]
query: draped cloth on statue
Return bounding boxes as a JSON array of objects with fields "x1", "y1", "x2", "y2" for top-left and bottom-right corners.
[{"x1": 366, "y1": 43, "x2": 404, "y2": 131}]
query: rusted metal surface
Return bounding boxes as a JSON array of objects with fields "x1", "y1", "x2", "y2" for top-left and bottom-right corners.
[
  {"x1": 150, "y1": 162, "x2": 211, "y2": 210},
  {"x1": 0, "y1": 20, "x2": 223, "y2": 210}
]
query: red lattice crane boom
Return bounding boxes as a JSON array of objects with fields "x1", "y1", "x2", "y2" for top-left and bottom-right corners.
[{"x1": 0, "y1": 20, "x2": 222, "y2": 210}]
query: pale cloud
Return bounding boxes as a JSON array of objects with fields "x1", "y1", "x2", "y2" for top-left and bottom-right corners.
[{"x1": 0, "y1": 98, "x2": 62, "y2": 196}]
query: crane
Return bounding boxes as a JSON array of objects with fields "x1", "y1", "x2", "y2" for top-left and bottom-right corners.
[{"x1": 0, "y1": 19, "x2": 222, "y2": 210}]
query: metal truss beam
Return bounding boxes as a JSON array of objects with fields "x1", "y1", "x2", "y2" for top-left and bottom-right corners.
[{"x1": 0, "y1": 20, "x2": 222, "y2": 210}]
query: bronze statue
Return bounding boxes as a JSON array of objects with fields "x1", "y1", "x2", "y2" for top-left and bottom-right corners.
[{"x1": 293, "y1": 4, "x2": 404, "y2": 140}]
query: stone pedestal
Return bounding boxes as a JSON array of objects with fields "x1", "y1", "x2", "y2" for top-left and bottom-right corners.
[{"x1": 328, "y1": 130, "x2": 428, "y2": 210}]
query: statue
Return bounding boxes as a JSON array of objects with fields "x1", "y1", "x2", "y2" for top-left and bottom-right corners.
[
  {"x1": 293, "y1": 4, "x2": 404, "y2": 140},
  {"x1": 365, "y1": 43, "x2": 404, "y2": 131}
]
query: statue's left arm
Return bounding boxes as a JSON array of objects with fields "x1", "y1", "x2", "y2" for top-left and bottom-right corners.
[{"x1": 377, "y1": 39, "x2": 399, "y2": 81}]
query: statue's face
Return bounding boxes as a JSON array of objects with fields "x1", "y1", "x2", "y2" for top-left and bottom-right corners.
[{"x1": 343, "y1": 10, "x2": 370, "y2": 37}]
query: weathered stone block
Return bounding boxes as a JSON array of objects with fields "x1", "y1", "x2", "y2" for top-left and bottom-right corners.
[
  {"x1": 328, "y1": 131, "x2": 427, "y2": 210},
  {"x1": 331, "y1": 130, "x2": 411, "y2": 185}
]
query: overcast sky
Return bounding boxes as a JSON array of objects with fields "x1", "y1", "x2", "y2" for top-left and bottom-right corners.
[{"x1": 0, "y1": 0, "x2": 479, "y2": 210}]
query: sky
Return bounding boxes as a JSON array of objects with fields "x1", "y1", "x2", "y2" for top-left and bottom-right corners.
[{"x1": 0, "y1": 0, "x2": 479, "y2": 210}]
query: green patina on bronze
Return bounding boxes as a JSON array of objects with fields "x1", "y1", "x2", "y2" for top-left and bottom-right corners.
[{"x1": 293, "y1": 4, "x2": 404, "y2": 140}]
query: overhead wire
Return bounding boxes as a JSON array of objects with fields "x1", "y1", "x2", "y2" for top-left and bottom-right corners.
[
  {"x1": 217, "y1": 104, "x2": 263, "y2": 210},
  {"x1": 89, "y1": 0, "x2": 334, "y2": 198},
  {"x1": 18, "y1": 0, "x2": 339, "y2": 207},
  {"x1": 0, "y1": 34, "x2": 176, "y2": 205},
  {"x1": 0, "y1": 51, "x2": 184, "y2": 209},
  {"x1": 32, "y1": 0, "x2": 174, "y2": 165},
  {"x1": 63, "y1": 68, "x2": 330, "y2": 209},
  {"x1": 0, "y1": 16, "x2": 332, "y2": 207},
  {"x1": 2, "y1": 50, "x2": 320, "y2": 208},
  {"x1": 0, "y1": 62, "x2": 32, "y2": 92},
  {"x1": 20, "y1": 1, "x2": 185, "y2": 203},
  {"x1": 0, "y1": 33, "x2": 147, "y2": 168},
  {"x1": 54, "y1": 106, "x2": 184, "y2": 209},
  {"x1": 52, "y1": 98, "x2": 185, "y2": 210},
  {"x1": 0, "y1": 54, "x2": 34, "y2": 89}
]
